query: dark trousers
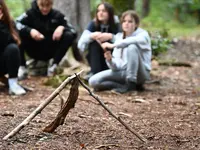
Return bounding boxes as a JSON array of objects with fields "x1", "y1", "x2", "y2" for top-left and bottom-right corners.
[
  {"x1": 0, "y1": 43, "x2": 20, "y2": 78},
  {"x1": 20, "y1": 32, "x2": 75, "y2": 66},
  {"x1": 87, "y1": 41, "x2": 108, "y2": 74}
]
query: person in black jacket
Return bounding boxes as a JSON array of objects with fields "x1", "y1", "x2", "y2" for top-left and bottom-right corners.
[
  {"x1": 16, "y1": 0, "x2": 77, "y2": 79},
  {"x1": 0, "y1": 0, "x2": 26, "y2": 95}
]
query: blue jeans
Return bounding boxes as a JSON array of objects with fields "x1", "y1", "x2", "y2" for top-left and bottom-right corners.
[{"x1": 89, "y1": 44, "x2": 150, "y2": 91}]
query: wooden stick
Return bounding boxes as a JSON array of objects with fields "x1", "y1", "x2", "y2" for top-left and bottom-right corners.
[
  {"x1": 75, "y1": 74, "x2": 147, "y2": 143},
  {"x1": 95, "y1": 144, "x2": 119, "y2": 149},
  {"x1": 3, "y1": 71, "x2": 83, "y2": 140},
  {"x1": 158, "y1": 61, "x2": 192, "y2": 67}
]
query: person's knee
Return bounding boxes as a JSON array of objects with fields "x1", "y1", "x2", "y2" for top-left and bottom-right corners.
[
  {"x1": 127, "y1": 44, "x2": 139, "y2": 53},
  {"x1": 88, "y1": 76, "x2": 96, "y2": 87},
  {"x1": 62, "y1": 32, "x2": 76, "y2": 44},
  {"x1": 88, "y1": 76, "x2": 100, "y2": 88},
  {"x1": 4, "y1": 43, "x2": 20, "y2": 56}
]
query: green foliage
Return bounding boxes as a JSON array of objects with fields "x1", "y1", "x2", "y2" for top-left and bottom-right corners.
[
  {"x1": 150, "y1": 29, "x2": 173, "y2": 56},
  {"x1": 6, "y1": 0, "x2": 31, "y2": 19},
  {"x1": 105, "y1": 0, "x2": 135, "y2": 16},
  {"x1": 141, "y1": 0, "x2": 200, "y2": 37},
  {"x1": 190, "y1": 0, "x2": 200, "y2": 10},
  {"x1": 168, "y1": 0, "x2": 199, "y2": 23},
  {"x1": 44, "y1": 75, "x2": 68, "y2": 88},
  {"x1": 90, "y1": 0, "x2": 135, "y2": 17},
  {"x1": 90, "y1": 0, "x2": 101, "y2": 17}
]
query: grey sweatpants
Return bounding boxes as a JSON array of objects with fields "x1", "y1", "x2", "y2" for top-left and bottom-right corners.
[{"x1": 89, "y1": 44, "x2": 150, "y2": 91}]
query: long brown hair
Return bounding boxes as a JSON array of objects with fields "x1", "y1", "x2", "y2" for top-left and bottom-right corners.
[
  {"x1": 0, "y1": 0, "x2": 21, "y2": 45},
  {"x1": 95, "y1": 2, "x2": 117, "y2": 33}
]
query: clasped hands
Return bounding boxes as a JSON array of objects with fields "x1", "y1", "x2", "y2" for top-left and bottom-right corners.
[
  {"x1": 30, "y1": 25, "x2": 64, "y2": 41},
  {"x1": 91, "y1": 32, "x2": 114, "y2": 61},
  {"x1": 91, "y1": 32, "x2": 115, "y2": 61}
]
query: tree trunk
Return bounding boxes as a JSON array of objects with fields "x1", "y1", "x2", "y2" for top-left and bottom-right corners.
[
  {"x1": 53, "y1": 0, "x2": 91, "y2": 38},
  {"x1": 142, "y1": 0, "x2": 150, "y2": 18},
  {"x1": 53, "y1": 0, "x2": 91, "y2": 62}
]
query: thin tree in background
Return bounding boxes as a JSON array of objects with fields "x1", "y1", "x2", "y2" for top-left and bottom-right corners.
[{"x1": 142, "y1": 0, "x2": 150, "y2": 18}]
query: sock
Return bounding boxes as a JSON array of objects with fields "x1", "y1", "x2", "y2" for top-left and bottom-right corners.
[
  {"x1": 51, "y1": 64, "x2": 57, "y2": 70},
  {"x1": 8, "y1": 78, "x2": 18, "y2": 87}
]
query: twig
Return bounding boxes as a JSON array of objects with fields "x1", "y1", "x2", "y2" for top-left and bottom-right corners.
[
  {"x1": 145, "y1": 79, "x2": 161, "y2": 84},
  {"x1": 3, "y1": 71, "x2": 83, "y2": 140},
  {"x1": 75, "y1": 74, "x2": 147, "y2": 143},
  {"x1": 1, "y1": 112, "x2": 14, "y2": 117},
  {"x1": 78, "y1": 98, "x2": 99, "y2": 105},
  {"x1": 95, "y1": 144, "x2": 119, "y2": 149},
  {"x1": 158, "y1": 61, "x2": 192, "y2": 67},
  {"x1": 43, "y1": 77, "x2": 79, "y2": 132}
]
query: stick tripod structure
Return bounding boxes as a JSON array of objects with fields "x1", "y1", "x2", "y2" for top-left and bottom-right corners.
[{"x1": 3, "y1": 70, "x2": 146, "y2": 143}]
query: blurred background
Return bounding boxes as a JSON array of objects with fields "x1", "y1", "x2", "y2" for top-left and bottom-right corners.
[
  {"x1": 6, "y1": 0, "x2": 200, "y2": 56},
  {"x1": 7, "y1": 0, "x2": 200, "y2": 36}
]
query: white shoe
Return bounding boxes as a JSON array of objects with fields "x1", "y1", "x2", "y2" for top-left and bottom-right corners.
[
  {"x1": 18, "y1": 66, "x2": 28, "y2": 80},
  {"x1": 47, "y1": 64, "x2": 57, "y2": 77},
  {"x1": 9, "y1": 82, "x2": 26, "y2": 95}
]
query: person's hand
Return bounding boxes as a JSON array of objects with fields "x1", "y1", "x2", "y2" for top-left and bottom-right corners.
[
  {"x1": 101, "y1": 42, "x2": 115, "y2": 51},
  {"x1": 104, "y1": 51, "x2": 112, "y2": 61},
  {"x1": 52, "y1": 26, "x2": 64, "y2": 41},
  {"x1": 91, "y1": 32, "x2": 101, "y2": 40},
  {"x1": 96, "y1": 33, "x2": 113, "y2": 43},
  {"x1": 30, "y1": 29, "x2": 44, "y2": 41}
]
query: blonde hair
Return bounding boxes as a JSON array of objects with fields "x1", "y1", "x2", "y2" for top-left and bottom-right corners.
[{"x1": 37, "y1": 0, "x2": 53, "y2": 6}]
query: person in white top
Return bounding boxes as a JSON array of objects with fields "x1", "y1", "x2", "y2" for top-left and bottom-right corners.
[{"x1": 89, "y1": 10, "x2": 152, "y2": 93}]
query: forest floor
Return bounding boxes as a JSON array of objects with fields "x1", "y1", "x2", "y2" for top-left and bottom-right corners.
[{"x1": 0, "y1": 38, "x2": 200, "y2": 150}]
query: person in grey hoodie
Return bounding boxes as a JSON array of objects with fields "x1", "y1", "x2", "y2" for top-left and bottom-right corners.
[
  {"x1": 89, "y1": 10, "x2": 152, "y2": 93},
  {"x1": 78, "y1": 2, "x2": 120, "y2": 79}
]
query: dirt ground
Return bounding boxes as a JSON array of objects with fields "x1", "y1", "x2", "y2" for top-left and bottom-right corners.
[{"x1": 0, "y1": 38, "x2": 200, "y2": 150}]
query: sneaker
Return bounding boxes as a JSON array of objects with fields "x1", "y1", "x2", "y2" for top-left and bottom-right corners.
[
  {"x1": 18, "y1": 66, "x2": 28, "y2": 80},
  {"x1": 113, "y1": 81, "x2": 136, "y2": 94},
  {"x1": 26, "y1": 59, "x2": 35, "y2": 66},
  {"x1": 9, "y1": 82, "x2": 26, "y2": 95},
  {"x1": 47, "y1": 64, "x2": 57, "y2": 77}
]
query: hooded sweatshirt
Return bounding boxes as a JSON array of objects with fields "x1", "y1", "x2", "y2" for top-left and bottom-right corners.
[
  {"x1": 106, "y1": 28, "x2": 152, "y2": 71},
  {"x1": 16, "y1": 0, "x2": 76, "y2": 40}
]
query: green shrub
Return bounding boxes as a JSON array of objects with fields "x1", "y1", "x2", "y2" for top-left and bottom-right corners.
[{"x1": 150, "y1": 28, "x2": 173, "y2": 56}]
